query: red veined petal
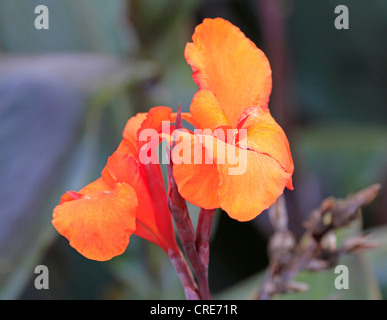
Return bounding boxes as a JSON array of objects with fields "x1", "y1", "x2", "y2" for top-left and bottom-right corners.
[
  {"x1": 142, "y1": 163, "x2": 179, "y2": 253},
  {"x1": 217, "y1": 149, "x2": 291, "y2": 222},
  {"x1": 238, "y1": 106, "x2": 294, "y2": 188}
]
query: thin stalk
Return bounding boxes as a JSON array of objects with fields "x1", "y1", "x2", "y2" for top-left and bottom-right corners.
[
  {"x1": 165, "y1": 104, "x2": 211, "y2": 299},
  {"x1": 195, "y1": 208, "x2": 215, "y2": 300},
  {"x1": 166, "y1": 167, "x2": 211, "y2": 300},
  {"x1": 168, "y1": 248, "x2": 200, "y2": 300}
]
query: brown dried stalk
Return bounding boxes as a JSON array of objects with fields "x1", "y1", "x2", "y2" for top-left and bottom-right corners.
[{"x1": 257, "y1": 184, "x2": 381, "y2": 300}]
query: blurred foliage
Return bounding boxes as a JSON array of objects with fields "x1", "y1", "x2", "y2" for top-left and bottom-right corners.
[
  {"x1": 0, "y1": 0, "x2": 386, "y2": 300},
  {"x1": 217, "y1": 219, "x2": 382, "y2": 300},
  {"x1": 288, "y1": 0, "x2": 387, "y2": 124},
  {"x1": 0, "y1": 0, "x2": 131, "y2": 53}
]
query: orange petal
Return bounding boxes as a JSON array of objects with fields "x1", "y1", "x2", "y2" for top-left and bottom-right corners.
[
  {"x1": 101, "y1": 151, "x2": 142, "y2": 188},
  {"x1": 102, "y1": 151, "x2": 177, "y2": 252},
  {"x1": 217, "y1": 149, "x2": 291, "y2": 222},
  {"x1": 137, "y1": 106, "x2": 172, "y2": 157},
  {"x1": 137, "y1": 106, "x2": 197, "y2": 148},
  {"x1": 121, "y1": 113, "x2": 148, "y2": 157},
  {"x1": 138, "y1": 106, "x2": 172, "y2": 134},
  {"x1": 238, "y1": 107, "x2": 294, "y2": 186},
  {"x1": 101, "y1": 153, "x2": 158, "y2": 229},
  {"x1": 185, "y1": 18, "x2": 272, "y2": 127},
  {"x1": 116, "y1": 138, "x2": 136, "y2": 158},
  {"x1": 52, "y1": 182, "x2": 138, "y2": 261},
  {"x1": 189, "y1": 90, "x2": 230, "y2": 131},
  {"x1": 172, "y1": 131, "x2": 221, "y2": 209},
  {"x1": 59, "y1": 177, "x2": 112, "y2": 204}
]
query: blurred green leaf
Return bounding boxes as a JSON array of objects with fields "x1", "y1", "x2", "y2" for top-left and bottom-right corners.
[
  {"x1": 108, "y1": 239, "x2": 185, "y2": 300},
  {"x1": 296, "y1": 124, "x2": 387, "y2": 197},
  {"x1": 215, "y1": 272, "x2": 264, "y2": 300},
  {"x1": 0, "y1": 53, "x2": 157, "y2": 299},
  {"x1": 288, "y1": 0, "x2": 387, "y2": 124},
  {"x1": 275, "y1": 253, "x2": 381, "y2": 300},
  {"x1": 0, "y1": 0, "x2": 132, "y2": 54},
  {"x1": 363, "y1": 225, "x2": 387, "y2": 299},
  {"x1": 129, "y1": 0, "x2": 200, "y2": 112},
  {"x1": 0, "y1": 72, "x2": 86, "y2": 299}
]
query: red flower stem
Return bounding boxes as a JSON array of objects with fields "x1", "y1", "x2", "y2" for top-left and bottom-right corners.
[
  {"x1": 168, "y1": 248, "x2": 200, "y2": 300},
  {"x1": 165, "y1": 103, "x2": 211, "y2": 299},
  {"x1": 195, "y1": 208, "x2": 215, "y2": 299},
  {"x1": 166, "y1": 168, "x2": 210, "y2": 300}
]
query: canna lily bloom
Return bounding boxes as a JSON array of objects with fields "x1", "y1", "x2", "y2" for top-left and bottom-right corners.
[
  {"x1": 172, "y1": 18, "x2": 294, "y2": 222},
  {"x1": 52, "y1": 108, "x2": 180, "y2": 261}
]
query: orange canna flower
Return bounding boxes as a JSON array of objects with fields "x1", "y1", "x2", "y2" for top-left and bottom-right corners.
[
  {"x1": 52, "y1": 108, "x2": 180, "y2": 261},
  {"x1": 52, "y1": 178, "x2": 138, "y2": 261},
  {"x1": 172, "y1": 18, "x2": 294, "y2": 222}
]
